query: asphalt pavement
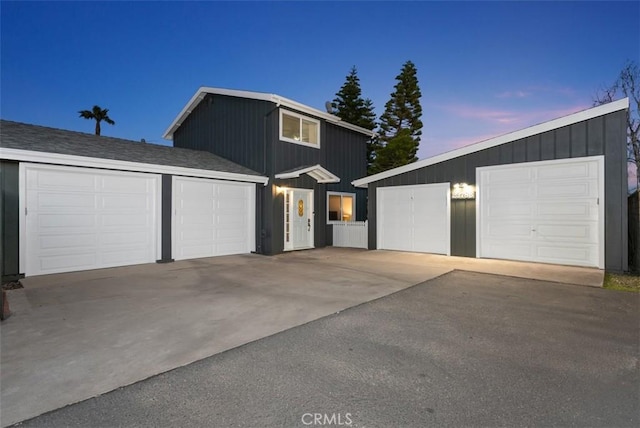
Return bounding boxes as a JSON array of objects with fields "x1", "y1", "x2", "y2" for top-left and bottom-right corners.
[{"x1": 14, "y1": 271, "x2": 639, "y2": 428}]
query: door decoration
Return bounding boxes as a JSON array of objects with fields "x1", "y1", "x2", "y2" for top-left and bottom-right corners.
[{"x1": 298, "y1": 199, "x2": 304, "y2": 216}]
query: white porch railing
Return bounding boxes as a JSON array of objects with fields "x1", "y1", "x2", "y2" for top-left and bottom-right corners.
[{"x1": 332, "y1": 221, "x2": 368, "y2": 249}]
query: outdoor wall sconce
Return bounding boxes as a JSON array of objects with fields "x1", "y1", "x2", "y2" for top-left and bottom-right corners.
[{"x1": 452, "y1": 183, "x2": 476, "y2": 199}]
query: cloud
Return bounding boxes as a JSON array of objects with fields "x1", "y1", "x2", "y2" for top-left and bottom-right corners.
[
  {"x1": 495, "y1": 85, "x2": 578, "y2": 100},
  {"x1": 439, "y1": 102, "x2": 592, "y2": 129},
  {"x1": 495, "y1": 90, "x2": 531, "y2": 99},
  {"x1": 439, "y1": 104, "x2": 521, "y2": 125},
  {"x1": 419, "y1": 102, "x2": 593, "y2": 160}
]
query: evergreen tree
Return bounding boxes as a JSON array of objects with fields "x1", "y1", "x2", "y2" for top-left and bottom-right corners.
[
  {"x1": 332, "y1": 66, "x2": 377, "y2": 170},
  {"x1": 372, "y1": 60, "x2": 422, "y2": 173}
]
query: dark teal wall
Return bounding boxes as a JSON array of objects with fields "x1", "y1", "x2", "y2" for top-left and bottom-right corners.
[
  {"x1": 368, "y1": 110, "x2": 628, "y2": 272},
  {"x1": 174, "y1": 95, "x2": 370, "y2": 255},
  {"x1": 1, "y1": 161, "x2": 20, "y2": 282}
]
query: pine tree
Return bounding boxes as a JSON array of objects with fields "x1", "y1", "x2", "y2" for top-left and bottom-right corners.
[
  {"x1": 332, "y1": 66, "x2": 377, "y2": 170},
  {"x1": 372, "y1": 60, "x2": 422, "y2": 174}
]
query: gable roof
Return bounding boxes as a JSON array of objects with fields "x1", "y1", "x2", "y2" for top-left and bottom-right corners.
[
  {"x1": 0, "y1": 120, "x2": 268, "y2": 184},
  {"x1": 163, "y1": 87, "x2": 376, "y2": 140},
  {"x1": 352, "y1": 98, "x2": 629, "y2": 188}
]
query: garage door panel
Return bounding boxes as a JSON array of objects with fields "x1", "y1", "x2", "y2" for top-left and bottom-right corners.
[
  {"x1": 535, "y1": 244, "x2": 598, "y2": 264},
  {"x1": 99, "y1": 230, "x2": 151, "y2": 246},
  {"x1": 485, "y1": 167, "x2": 534, "y2": 184},
  {"x1": 100, "y1": 194, "x2": 151, "y2": 211},
  {"x1": 36, "y1": 193, "x2": 97, "y2": 211},
  {"x1": 180, "y1": 213, "x2": 214, "y2": 226},
  {"x1": 485, "y1": 184, "x2": 535, "y2": 201},
  {"x1": 28, "y1": 170, "x2": 97, "y2": 190},
  {"x1": 536, "y1": 162, "x2": 592, "y2": 180},
  {"x1": 482, "y1": 241, "x2": 532, "y2": 259},
  {"x1": 173, "y1": 177, "x2": 254, "y2": 260},
  {"x1": 100, "y1": 247, "x2": 153, "y2": 265},
  {"x1": 39, "y1": 214, "x2": 97, "y2": 228},
  {"x1": 487, "y1": 202, "x2": 534, "y2": 218},
  {"x1": 39, "y1": 253, "x2": 98, "y2": 272},
  {"x1": 25, "y1": 165, "x2": 159, "y2": 276},
  {"x1": 40, "y1": 234, "x2": 96, "y2": 249},
  {"x1": 101, "y1": 213, "x2": 152, "y2": 227},
  {"x1": 478, "y1": 157, "x2": 602, "y2": 268},
  {"x1": 537, "y1": 181, "x2": 597, "y2": 199},
  {"x1": 537, "y1": 202, "x2": 596, "y2": 218},
  {"x1": 484, "y1": 222, "x2": 532, "y2": 238},
  {"x1": 100, "y1": 175, "x2": 151, "y2": 193},
  {"x1": 536, "y1": 223, "x2": 598, "y2": 242}
]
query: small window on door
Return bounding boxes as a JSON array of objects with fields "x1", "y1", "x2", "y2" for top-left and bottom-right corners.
[{"x1": 327, "y1": 192, "x2": 355, "y2": 223}]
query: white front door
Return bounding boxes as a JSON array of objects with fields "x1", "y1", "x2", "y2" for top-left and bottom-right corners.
[
  {"x1": 477, "y1": 156, "x2": 604, "y2": 268},
  {"x1": 284, "y1": 188, "x2": 314, "y2": 251}
]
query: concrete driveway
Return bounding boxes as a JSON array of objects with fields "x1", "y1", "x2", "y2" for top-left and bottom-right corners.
[
  {"x1": 13, "y1": 270, "x2": 639, "y2": 427},
  {"x1": 1, "y1": 248, "x2": 604, "y2": 426}
]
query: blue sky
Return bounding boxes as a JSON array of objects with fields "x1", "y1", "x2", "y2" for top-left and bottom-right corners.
[{"x1": 2, "y1": 1, "x2": 638, "y2": 164}]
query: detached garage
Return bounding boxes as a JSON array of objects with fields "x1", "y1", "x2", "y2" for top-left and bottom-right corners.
[
  {"x1": 354, "y1": 99, "x2": 629, "y2": 272},
  {"x1": 1, "y1": 120, "x2": 267, "y2": 281}
]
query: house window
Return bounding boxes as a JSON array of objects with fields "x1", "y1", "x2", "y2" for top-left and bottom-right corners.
[
  {"x1": 327, "y1": 192, "x2": 355, "y2": 222},
  {"x1": 280, "y1": 109, "x2": 320, "y2": 148}
]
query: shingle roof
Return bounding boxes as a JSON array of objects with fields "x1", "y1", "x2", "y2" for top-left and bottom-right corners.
[{"x1": 0, "y1": 120, "x2": 262, "y2": 177}]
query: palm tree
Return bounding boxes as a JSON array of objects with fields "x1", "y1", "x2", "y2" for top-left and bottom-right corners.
[{"x1": 78, "y1": 105, "x2": 115, "y2": 136}]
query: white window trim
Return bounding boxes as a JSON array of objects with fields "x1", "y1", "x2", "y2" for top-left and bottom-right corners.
[
  {"x1": 327, "y1": 191, "x2": 356, "y2": 224},
  {"x1": 279, "y1": 109, "x2": 321, "y2": 149}
]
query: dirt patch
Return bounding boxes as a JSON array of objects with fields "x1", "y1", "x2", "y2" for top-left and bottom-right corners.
[{"x1": 2, "y1": 281, "x2": 24, "y2": 290}]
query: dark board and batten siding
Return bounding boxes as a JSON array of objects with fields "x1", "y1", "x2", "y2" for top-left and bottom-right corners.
[
  {"x1": 324, "y1": 125, "x2": 369, "y2": 222},
  {"x1": 368, "y1": 110, "x2": 628, "y2": 272},
  {"x1": 174, "y1": 94, "x2": 275, "y2": 174},
  {"x1": 1, "y1": 161, "x2": 20, "y2": 282},
  {"x1": 174, "y1": 95, "x2": 369, "y2": 255}
]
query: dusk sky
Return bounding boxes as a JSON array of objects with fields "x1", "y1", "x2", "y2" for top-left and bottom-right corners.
[{"x1": 1, "y1": 1, "x2": 638, "y2": 164}]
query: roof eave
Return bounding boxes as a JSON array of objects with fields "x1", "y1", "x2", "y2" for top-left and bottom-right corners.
[
  {"x1": 163, "y1": 87, "x2": 376, "y2": 140},
  {"x1": 1, "y1": 148, "x2": 270, "y2": 185},
  {"x1": 352, "y1": 98, "x2": 630, "y2": 187}
]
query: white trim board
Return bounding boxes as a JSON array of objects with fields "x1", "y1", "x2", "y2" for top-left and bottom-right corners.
[
  {"x1": 353, "y1": 98, "x2": 628, "y2": 188},
  {"x1": 163, "y1": 87, "x2": 376, "y2": 140},
  {"x1": 275, "y1": 164, "x2": 340, "y2": 183},
  {"x1": 1, "y1": 148, "x2": 269, "y2": 185}
]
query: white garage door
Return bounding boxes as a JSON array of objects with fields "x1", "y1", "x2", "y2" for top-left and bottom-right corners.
[
  {"x1": 377, "y1": 183, "x2": 450, "y2": 255},
  {"x1": 477, "y1": 156, "x2": 604, "y2": 268},
  {"x1": 24, "y1": 164, "x2": 159, "y2": 276},
  {"x1": 173, "y1": 177, "x2": 255, "y2": 260}
]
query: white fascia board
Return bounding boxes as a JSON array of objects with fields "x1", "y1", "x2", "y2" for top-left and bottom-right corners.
[
  {"x1": 163, "y1": 87, "x2": 375, "y2": 140},
  {"x1": 0, "y1": 148, "x2": 269, "y2": 185},
  {"x1": 352, "y1": 97, "x2": 629, "y2": 188},
  {"x1": 274, "y1": 164, "x2": 340, "y2": 183}
]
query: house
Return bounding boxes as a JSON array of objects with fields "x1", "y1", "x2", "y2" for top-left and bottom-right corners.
[
  {"x1": 0, "y1": 120, "x2": 268, "y2": 281},
  {"x1": 0, "y1": 88, "x2": 374, "y2": 280},
  {"x1": 163, "y1": 87, "x2": 375, "y2": 255},
  {"x1": 352, "y1": 98, "x2": 629, "y2": 272}
]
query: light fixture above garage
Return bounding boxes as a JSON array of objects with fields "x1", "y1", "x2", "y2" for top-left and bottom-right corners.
[{"x1": 452, "y1": 183, "x2": 475, "y2": 199}]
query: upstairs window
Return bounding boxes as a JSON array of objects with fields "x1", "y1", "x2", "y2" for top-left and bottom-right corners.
[
  {"x1": 280, "y1": 110, "x2": 320, "y2": 148},
  {"x1": 328, "y1": 192, "x2": 355, "y2": 222}
]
